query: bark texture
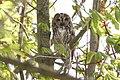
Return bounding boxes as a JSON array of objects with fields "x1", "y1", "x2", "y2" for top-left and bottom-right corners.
[
  {"x1": 36, "y1": 0, "x2": 54, "y2": 68},
  {"x1": 87, "y1": 0, "x2": 101, "y2": 80}
]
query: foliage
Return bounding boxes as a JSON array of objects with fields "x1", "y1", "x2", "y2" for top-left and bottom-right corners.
[
  {"x1": 0, "y1": 0, "x2": 120, "y2": 80},
  {"x1": 54, "y1": 44, "x2": 66, "y2": 56}
]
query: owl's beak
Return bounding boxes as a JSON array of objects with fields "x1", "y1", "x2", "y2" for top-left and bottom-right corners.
[{"x1": 60, "y1": 23, "x2": 65, "y2": 26}]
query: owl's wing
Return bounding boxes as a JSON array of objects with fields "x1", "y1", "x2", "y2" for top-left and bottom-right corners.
[{"x1": 52, "y1": 21, "x2": 56, "y2": 39}]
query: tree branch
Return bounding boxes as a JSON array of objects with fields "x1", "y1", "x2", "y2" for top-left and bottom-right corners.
[
  {"x1": 49, "y1": 0, "x2": 57, "y2": 8},
  {"x1": 70, "y1": 26, "x2": 87, "y2": 48},
  {"x1": 0, "y1": 56, "x2": 80, "y2": 80}
]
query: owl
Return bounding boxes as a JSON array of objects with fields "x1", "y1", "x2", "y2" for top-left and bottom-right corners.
[
  {"x1": 52, "y1": 13, "x2": 75, "y2": 73},
  {"x1": 52, "y1": 13, "x2": 75, "y2": 46}
]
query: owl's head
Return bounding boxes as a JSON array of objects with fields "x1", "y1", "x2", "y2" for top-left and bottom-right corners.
[{"x1": 52, "y1": 13, "x2": 71, "y2": 28}]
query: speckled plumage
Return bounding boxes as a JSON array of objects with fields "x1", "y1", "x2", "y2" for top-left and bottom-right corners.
[
  {"x1": 52, "y1": 13, "x2": 75, "y2": 46},
  {"x1": 52, "y1": 13, "x2": 75, "y2": 73}
]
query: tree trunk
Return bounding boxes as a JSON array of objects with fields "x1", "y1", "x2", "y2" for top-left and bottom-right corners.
[
  {"x1": 87, "y1": 0, "x2": 101, "y2": 80},
  {"x1": 37, "y1": 0, "x2": 50, "y2": 51},
  {"x1": 36, "y1": 0, "x2": 54, "y2": 68},
  {"x1": 18, "y1": 1, "x2": 26, "y2": 80}
]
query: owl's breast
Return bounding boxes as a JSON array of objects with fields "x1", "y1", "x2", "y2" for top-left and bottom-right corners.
[
  {"x1": 58, "y1": 28, "x2": 66, "y2": 37},
  {"x1": 53, "y1": 27, "x2": 67, "y2": 45}
]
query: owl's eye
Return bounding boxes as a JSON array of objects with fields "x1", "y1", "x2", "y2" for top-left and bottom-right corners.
[
  {"x1": 57, "y1": 19, "x2": 60, "y2": 21},
  {"x1": 53, "y1": 23, "x2": 56, "y2": 25},
  {"x1": 65, "y1": 18, "x2": 68, "y2": 21}
]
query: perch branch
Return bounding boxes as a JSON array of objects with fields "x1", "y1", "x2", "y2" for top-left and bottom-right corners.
[
  {"x1": 70, "y1": 25, "x2": 87, "y2": 48},
  {"x1": 0, "y1": 56, "x2": 80, "y2": 80}
]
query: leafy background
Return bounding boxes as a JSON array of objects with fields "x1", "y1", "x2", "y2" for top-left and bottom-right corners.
[{"x1": 0, "y1": 0, "x2": 120, "y2": 80}]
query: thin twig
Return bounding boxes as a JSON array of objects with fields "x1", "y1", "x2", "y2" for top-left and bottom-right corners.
[
  {"x1": 95, "y1": 58, "x2": 106, "y2": 80},
  {"x1": 26, "y1": 8, "x2": 34, "y2": 14},
  {"x1": 3, "y1": 10, "x2": 29, "y2": 39},
  {"x1": 116, "y1": 5, "x2": 120, "y2": 11},
  {"x1": 75, "y1": 52, "x2": 79, "y2": 78},
  {"x1": 26, "y1": 1, "x2": 47, "y2": 11},
  {"x1": 111, "y1": 45, "x2": 116, "y2": 59},
  {"x1": 106, "y1": 0, "x2": 111, "y2": 8},
  {"x1": 33, "y1": 0, "x2": 37, "y2": 4},
  {"x1": 34, "y1": 55, "x2": 64, "y2": 59},
  {"x1": 26, "y1": 2, "x2": 39, "y2": 11},
  {"x1": 81, "y1": 5, "x2": 91, "y2": 16},
  {"x1": 49, "y1": 0, "x2": 57, "y2": 8},
  {"x1": 72, "y1": 0, "x2": 85, "y2": 23}
]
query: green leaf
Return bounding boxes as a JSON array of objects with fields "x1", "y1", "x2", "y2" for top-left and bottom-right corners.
[
  {"x1": 0, "y1": 1, "x2": 14, "y2": 9},
  {"x1": 72, "y1": 5, "x2": 80, "y2": 11},
  {"x1": 95, "y1": 52, "x2": 102, "y2": 62},
  {"x1": 90, "y1": 10, "x2": 104, "y2": 36},
  {"x1": 90, "y1": 10, "x2": 99, "y2": 21},
  {"x1": 112, "y1": 19, "x2": 119, "y2": 30},
  {"x1": 117, "y1": 63, "x2": 120, "y2": 71},
  {"x1": 95, "y1": 11, "x2": 104, "y2": 21},
  {"x1": 0, "y1": 28, "x2": 12, "y2": 39},
  {"x1": 42, "y1": 47, "x2": 53, "y2": 55},
  {"x1": 105, "y1": 74, "x2": 112, "y2": 80},
  {"x1": 22, "y1": 40, "x2": 37, "y2": 54},
  {"x1": 114, "y1": 39, "x2": 120, "y2": 53},
  {"x1": 100, "y1": 52, "x2": 108, "y2": 58},
  {"x1": 96, "y1": 26, "x2": 104, "y2": 36},
  {"x1": 109, "y1": 74, "x2": 120, "y2": 80},
  {"x1": 106, "y1": 36, "x2": 116, "y2": 45},
  {"x1": 86, "y1": 51, "x2": 96, "y2": 64},
  {"x1": 9, "y1": 44, "x2": 20, "y2": 50},
  {"x1": 90, "y1": 10, "x2": 104, "y2": 21},
  {"x1": 54, "y1": 44, "x2": 66, "y2": 55},
  {"x1": 1, "y1": 47, "x2": 12, "y2": 55},
  {"x1": 91, "y1": 19, "x2": 97, "y2": 34},
  {"x1": 105, "y1": 11, "x2": 119, "y2": 30},
  {"x1": 106, "y1": 35, "x2": 120, "y2": 53},
  {"x1": 115, "y1": 7, "x2": 120, "y2": 22},
  {"x1": 14, "y1": 50, "x2": 25, "y2": 57}
]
